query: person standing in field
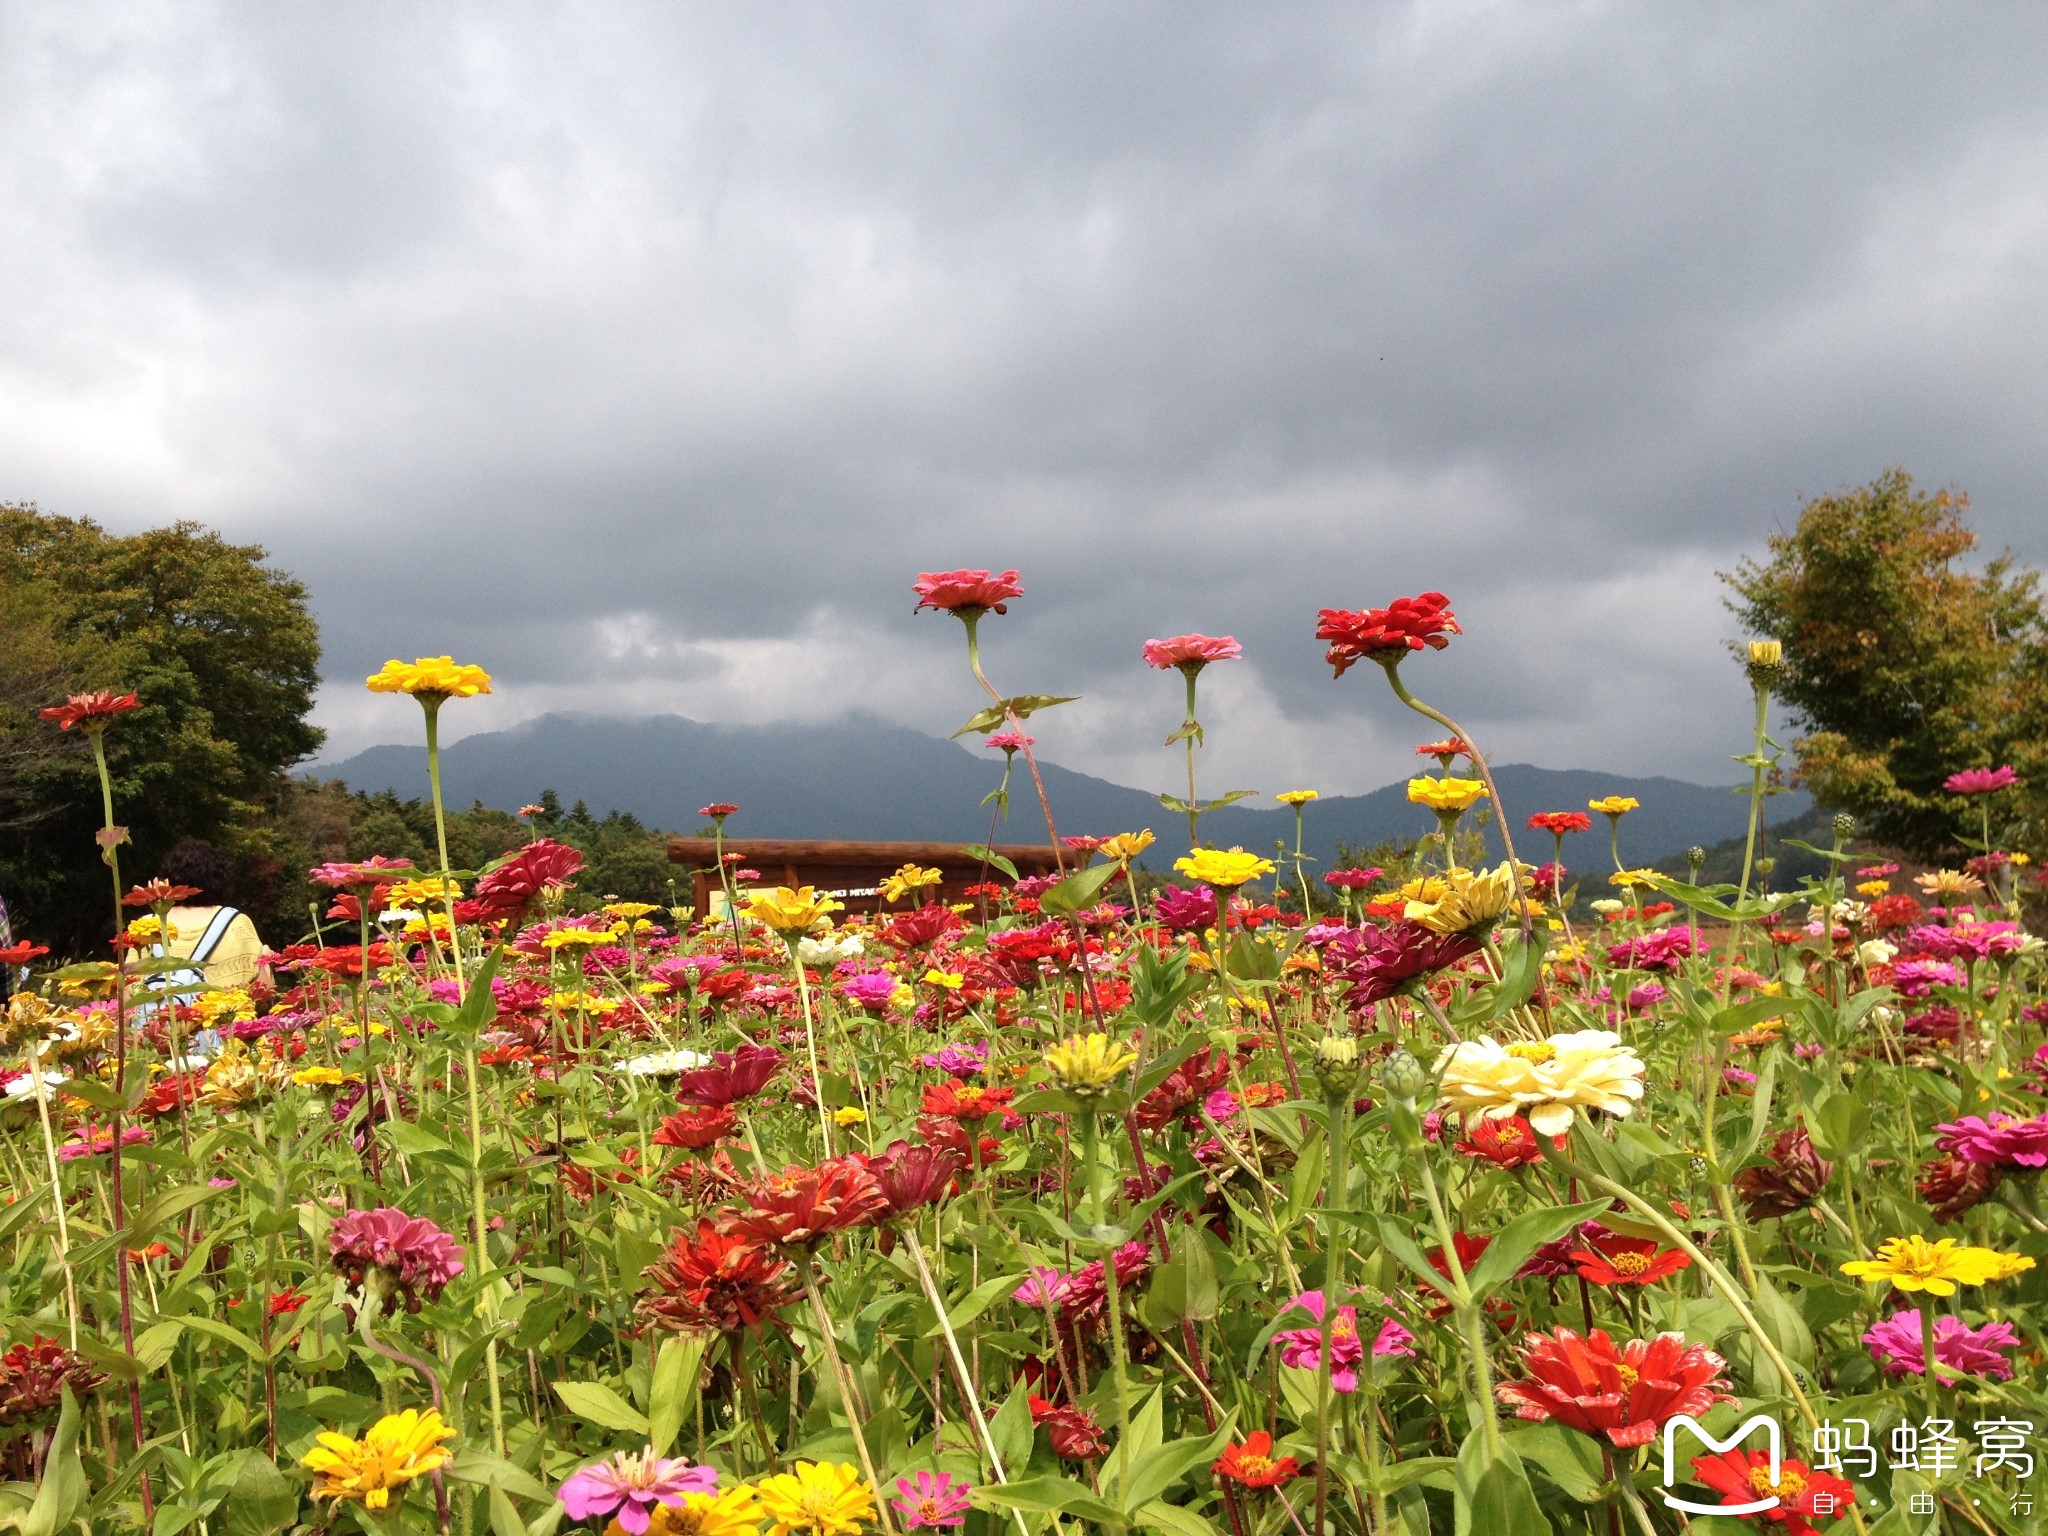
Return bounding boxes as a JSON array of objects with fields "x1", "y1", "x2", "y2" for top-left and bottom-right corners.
[{"x1": 157, "y1": 840, "x2": 271, "y2": 990}]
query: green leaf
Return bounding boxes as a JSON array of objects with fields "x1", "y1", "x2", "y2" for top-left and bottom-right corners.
[
  {"x1": 923, "y1": 1272, "x2": 1022, "y2": 1338},
  {"x1": 1640, "y1": 874, "x2": 1801, "y2": 924},
  {"x1": 3, "y1": 1384, "x2": 84, "y2": 1536},
  {"x1": 1505, "y1": 1423, "x2": 1606, "y2": 1502},
  {"x1": 220, "y1": 1451, "x2": 299, "y2": 1536},
  {"x1": 1133, "y1": 1502, "x2": 1221, "y2": 1536},
  {"x1": 974, "y1": 1475, "x2": 1123, "y2": 1526},
  {"x1": 960, "y1": 846, "x2": 1020, "y2": 881},
  {"x1": 175, "y1": 1315, "x2": 268, "y2": 1363},
  {"x1": 952, "y1": 705, "x2": 1011, "y2": 739},
  {"x1": 647, "y1": 1336, "x2": 705, "y2": 1457},
  {"x1": 1461, "y1": 1200, "x2": 1608, "y2": 1301},
  {"x1": 1038, "y1": 862, "x2": 1120, "y2": 917},
  {"x1": 132, "y1": 1320, "x2": 184, "y2": 1374},
  {"x1": 488, "y1": 1482, "x2": 527, "y2": 1536},
  {"x1": 1155, "y1": 793, "x2": 1192, "y2": 814},
  {"x1": 124, "y1": 1183, "x2": 223, "y2": 1247},
  {"x1": 550, "y1": 1381, "x2": 650, "y2": 1436},
  {"x1": 1002, "y1": 694, "x2": 1080, "y2": 720},
  {"x1": 1121, "y1": 1422, "x2": 1233, "y2": 1513},
  {"x1": 446, "y1": 1452, "x2": 555, "y2": 1505},
  {"x1": 1140, "y1": 1230, "x2": 1220, "y2": 1325},
  {"x1": 1371, "y1": 1215, "x2": 1454, "y2": 1299},
  {"x1": 987, "y1": 1384, "x2": 1034, "y2": 1480},
  {"x1": 384, "y1": 1121, "x2": 456, "y2": 1158},
  {"x1": 1453, "y1": 1428, "x2": 1551, "y2": 1536}
]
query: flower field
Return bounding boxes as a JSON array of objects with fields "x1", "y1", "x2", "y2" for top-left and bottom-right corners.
[{"x1": 4, "y1": 575, "x2": 2045, "y2": 1536}]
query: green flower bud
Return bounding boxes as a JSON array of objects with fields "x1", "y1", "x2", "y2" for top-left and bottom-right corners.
[
  {"x1": 1832, "y1": 812, "x2": 1856, "y2": 841},
  {"x1": 1312, "y1": 1034, "x2": 1363, "y2": 1100},
  {"x1": 1380, "y1": 1049, "x2": 1427, "y2": 1107}
]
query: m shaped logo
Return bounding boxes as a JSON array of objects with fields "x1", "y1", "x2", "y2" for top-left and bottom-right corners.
[{"x1": 1660, "y1": 1414, "x2": 1783, "y2": 1516}]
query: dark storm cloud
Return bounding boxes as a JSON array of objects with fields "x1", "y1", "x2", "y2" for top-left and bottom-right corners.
[{"x1": 4, "y1": 2, "x2": 2045, "y2": 791}]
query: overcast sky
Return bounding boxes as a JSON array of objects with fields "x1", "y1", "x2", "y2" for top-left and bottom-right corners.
[{"x1": 7, "y1": 4, "x2": 2047, "y2": 796}]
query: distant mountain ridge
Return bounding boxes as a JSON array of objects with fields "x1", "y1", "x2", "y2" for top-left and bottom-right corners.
[{"x1": 312, "y1": 711, "x2": 1806, "y2": 871}]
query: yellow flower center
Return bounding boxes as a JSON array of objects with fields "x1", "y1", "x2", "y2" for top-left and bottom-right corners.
[
  {"x1": 1504, "y1": 1042, "x2": 1556, "y2": 1064},
  {"x1": 1615, "y1": 1363, "x2": 1638, "y2": 1388},
  {"x1": 1749, "y1": 1467, "x2": 1807, "y2": 1499},
  {"x1": 1237, "y1": 1453, "x2": 1275, "y2": 1476},
  {"x1": 1605, "y1": 1251, "x2": 1652, "y2": 1277}
]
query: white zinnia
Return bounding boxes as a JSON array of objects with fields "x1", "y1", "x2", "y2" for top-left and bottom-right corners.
[
  {"x1": 618, "y1": 1049, "x2": 713, "y2": 1078},
  {"x1": 797, "y1": 932, "x2": 865, "y2": 968},
  {"x1": 1434, "y1": 1029, "x2": 1646, "y2": 1138}
]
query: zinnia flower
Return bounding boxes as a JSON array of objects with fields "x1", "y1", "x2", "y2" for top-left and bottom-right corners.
[
  {"x1": 1587, "y1": 796, "x2": 1639, "y2": 818},
  {"x1": 1686, "y1": 1449, "x2": 1854, "y2": 1535},
  {"x1": 1028, "y1": 1397, "x2": 1108, "y2": 1460},
  {"x1": 1043, "y1": 1033, "x2": 1140, "y2": 1096},
  {"x1": 1173, "y1": 847, "x2": 1277, "y2": 888},
  {"x1": 1321, "y1": 921, "x2": 1482, "y2": 1008},
  {"x1": 675, "y1": 1045, "x2": 783, "y2": 1106},
  {"x1": 747, "y1": 886, "x2": 845, "y2": 937},
  {"x1": 1315, "y1": 592, "x2": 1461, "y2": 676},
  {"x1": 364, "y1": 657, "x2": 492, "y2": 699},
  {"x1": 1212, "y1": 1431, "x2": 1300, "y2": 1488},
  {"x1": 1528, "y1": 811, "x2": 1593, "y2": 836},
  {"x1": 1863, "y1": 1310, "x2": 2020, "y2": 1381},
  {"x1": 912, "y1": 569, "x2": 1024, "y2": 617},
  {"x1": 891, "y1": 1470, "x2": 973, "y2": 1530},
  {"x1": 38, "y1": 691, "x2": 141, "y2": 731},
  {"x1": 329, "y1": 1208, "x2": 465, "y2": 1311},
  {"x1": 1273, "y1": 1290, "x2": 1415, "y2": 1392},
  {"x1": 754, "y1": 1460, "x2": 875, "y2": 1536},
  {"x1": 1945, "y1": 765, "x2": 2018, "y2": 794},
  {"x1": 1841, "y1": 1235, "x2": 2034, "y2": 1295},
  {"x1": 1435, "y1": 1030, "x2": 1646, "y2": 1137},
  {"x1": 1142, "y1": 633, "x2": 1243, "y2": 671},
  {"x1": 1406, "y1": 777, "x2": 1488, "y2": 813},
  {"x1": 870, "y1": 1139, "x2": 967, "y2": 1217},
  {"x1": 1732, "y1": 1125, "x2": 1833, "y2": 1219},
  {"x1": 1496, "y1": 1329, "x2": 1731, "y2": 1447},
  {"x1": 1403, "y1": 863, "x2": 1517, "y2": 935},
  {"x1": 0, "y1": 1337, "x2": 106, "y2": 1429},
  {"x1": 1154, "y1": 885, "x2": 1219, "y2": 932},
  {"x1": 721, "y1": 1158, "x2": 890, "y2": 1248},
  {"x1": 558, "y1": 1450, "x2": 719, "y2": 1535},
  {"x1": 1571, "y1": 1232, "x2": 1691, "y2": 1287},
  {"x1": 625, "y1": 1486, "x2": 768, "y2": 1536},
  {"x1": 637, "y1": 1220, "x2": 799, "y2": 1335},
  {"x1": 302, "y1": 1408, "x2": 456, "y2": 1510},
  {"x1": 1275, "y1": 789, "x2": 1319, "y2": 806},
  {"x1": 1097, "y1": 829, "x2": 1155, "y2": 862},
  {"x1": 469, "y1": 840, "x2": 585, "y2": 923},
  {"x1": 1934, "y1": 1111, "x2": 2048, "y2": 1169},
  {"x1": 1917, "y1": 1153, "x2": 1999, "y2": 1222}
]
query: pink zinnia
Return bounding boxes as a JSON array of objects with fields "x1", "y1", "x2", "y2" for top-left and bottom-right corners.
[
  {"x1": 892, "y1": 1470, "x2": 974, "y2": 1530},
  {"x1": 1863, "y1": 1311, "x2": 2020, "y2": 1381},
  {"x1": 1142, "y1": 633, "x2": 1243, "y2": 671},
  {"x1": 913, "y1": 569, "x2": 1024, "y2": 616},
  {"x1": 328, "y1": 1207, "x2": 465, "y2": 1306},
  {"x1": 1935, "y1": 1111, "x2": 2048, "y2": 1169},
  {"x1": 1273, "y1": 1291, "x2": 1415, "y2": 1393},
  {"x1": 1155, "y1": 885, "x2": 1219, "y2": 933},
  {"x1": 57, "y1": 1125, "x2": 151, "y2": 1161},
  {"x1": 1607, "y1": 927, "x2": 1694, "y2": 972},
  {"x1": 983, "y1": 731, "x2": 1035, "y2": 752},
  {"x1": 1892, "y1": 957, "x2": 1963, "y2": 996},
  {"x1": 557, "y1": 1450, "x2": 718, "y2": 1534},
  {"x1": 1944, "y1": 765, "x2": 2018, "y2": 795},
  {"x1": 840, "y1": 971, "x2": 901, "y2": 1011}
]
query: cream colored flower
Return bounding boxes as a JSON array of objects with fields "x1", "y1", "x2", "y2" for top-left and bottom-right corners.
[
  {"x1": 1404, "y1": 863, "x2": 1517, "y2": 935},
  {"x1": 1435, "y1": 1029, "x2": 1645, "y2": 1137}
]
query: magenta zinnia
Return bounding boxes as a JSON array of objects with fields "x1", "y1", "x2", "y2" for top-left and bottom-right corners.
[
  {"x1": 556, "y1": 1450, "x2": 718, "y2": 1534},
  {"x1": 329, "y1": 1208, "x2": 465, "y2": 1310}
]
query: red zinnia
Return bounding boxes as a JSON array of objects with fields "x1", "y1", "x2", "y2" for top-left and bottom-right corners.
[
  {"x1": 1212, "y1": 1430, "x2": 1300, "y2": 1488},
  {"x1": 39, "y1": 691, "x2": 140, "y2": 731},
  {"x1": 920, "y1": 1081, "x2": 1015, "y2": 1122},
  {"x1": 652, "y1": 1104, "x2": 739, "y2": 1150},
  {"x1": 637, "y1": 1219, "x2": 799, "y2": 1335},
  {"x1": 267, "y1": 1287, "x2": 309, "y2": 1318},
  {"x1": 720, "y1": 1156, "x2": 890, "y2": 1248},
  {"x1": 1571, "y1": 1232, "x2": 1691, "y2": 1288},
  {"x1": 913, "y1": 569, "x2": 1025, "y2": 617},
  {"x1": 870, "y1": 1139, "x2": 968, "y2": 1219},
  {"x1": 698, "y1": 803, "x2": 740, "y2": 819},
  {"x1": 1315, "y1": 593, "x2": 1460, "y2": 677},
  {"x1": 1497, "y1": 1328, "x2": 1732, "y2": 1447},
  {"x1": 1688, "y1": 1448, "x2": 1855, "y2": 1534},
  {"x1": 1457, "y1": 1115, "x2": 1549, "y2": 1168},
  {"x1": 123, "y1": 879, "x2": 203, "y2": 909},
  {"x1": 1528, "y1": 811, "x2": 1593, "y2": 836},
  {"x1": 675, "y1": 1045, "x2": 782, "y2": 1106},
  {"x1": 1028, "y1": 1396, "x2": 1108, "y2": 1461},
  {"x1": 470, "y1": 840, "x2": 584, "y2": 923},
  {"x1": 0, "y1": 942, "x2": 50, "y2": 966}
]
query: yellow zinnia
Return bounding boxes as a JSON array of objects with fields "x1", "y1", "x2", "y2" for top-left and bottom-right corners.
[
  {"x1": 923, "y1": 969, "x2": 965, "y2": 991},
  {"x1": 1406, "y1": 777, "x2": 1488, "y2": 813},
  {"x1": 386, "y1": 876, "x2": 463, "y2": 908},
  {"x1": 1841, "y1": 1236, "x2": 2034, "y2": 1296},
  {"x1": 1275, "y1": 789, "x2": 1320, "y2": 806},
  {"x1": 1435, "y1": 1030, "x2": 1645, "y2": 1137},
  {"x1": 880, "y1": 864, "x2": 944, "y2": 903},
  {"x1": 1404, "y1": 863, "x2": 1517, "y2": 935},
  {"x1": 1044, "y1": 1033, "x2": 1141, "y2": 1097},
  {"x1": 1173, "y1": 847, "x2": 1277, "y2": 888},
  {"x1": 365, "y1": 657, "x2": 493, "y2": 699},
  {"x1": 1608, "y1": 868, "x2": 1660, "y2": 890},
  {"x1": 1588, "y1": 796, "x2": 1639, "y2": 818},
  {"x1": 746, "y1": 886, "x2": 845, "y2": 937},
  {"x1": 541, "y1": 927, "x2": 611, "y2": 951},
  {"x1": 603, "y1": 901, "x2": 661, "y2": 920},
  {"x1": 1098, "y1": 830, "x2": 1156, "y2": 863},
  {"x1": 754, "y1": 1460, "x2": 875, "y2": 1536},
  {"x1": 302, "y1": 1407, "x2": 455, "y2": 1510},
  {"x1": 831, "y1": 1106, "x2": 866, "y2": 1127}
]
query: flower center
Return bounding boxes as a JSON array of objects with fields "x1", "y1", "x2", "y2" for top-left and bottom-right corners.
[
  {"x1": 1238, "y1": 1454, "x2": 1274, "y2": 1476},
  {"x1": 1615, "y1": 1363, "x2": 1639, "y2": 1388},
  {"x1": 1606, "y1": 1251, "x2": 1653, "y2": 1277},
  {"x1": 918, "y1": 1499, "x2": 943, "y2": 1519},
  {"x1": 1749, "y1": 1467, "x2": 1807, "y2": 1499},
  {"x1": 1505, "y1": 1042, "x2": 1556, "y2": 1064}
]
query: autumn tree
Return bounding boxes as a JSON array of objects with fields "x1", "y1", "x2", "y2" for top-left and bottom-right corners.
[{"x1": 1723, "y1": 469, "x2": 2047, "y2": 858}]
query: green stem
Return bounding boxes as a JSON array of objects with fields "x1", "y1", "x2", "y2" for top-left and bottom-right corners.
[{"x1": 1311, "y1": 1091, "x2": 1354, "y2": 1536}]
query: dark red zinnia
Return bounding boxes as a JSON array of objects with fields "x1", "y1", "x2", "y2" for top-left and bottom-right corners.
[{"x1": 1315, "y1": 593, "x2": 1460, "y2": 677}]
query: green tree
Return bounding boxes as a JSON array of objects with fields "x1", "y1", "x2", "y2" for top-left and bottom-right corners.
[
  {"x1": 0, "y1": 505, "x2": 324, "y2": 951},
  {"x1": 1723, "y1": 469, "x2": 2048, "y2": 858}
]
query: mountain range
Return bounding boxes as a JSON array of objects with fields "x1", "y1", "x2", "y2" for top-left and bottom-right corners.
[{"x1": 312, "y1": 712, "x2": 1806, "y2": 872}]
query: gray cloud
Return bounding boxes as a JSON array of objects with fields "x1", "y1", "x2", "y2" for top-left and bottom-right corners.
[{"x1": 4, "y1": 2, "x2": 2045, "y2": 796}]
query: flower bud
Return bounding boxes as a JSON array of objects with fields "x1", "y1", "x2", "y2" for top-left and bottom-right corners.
[
  {"x1": 1312, "y1": 1033, "x2": 1363, "y2": 1100},
  {"x1": 1745, "y1": 638, "x2": 1784, "y2": 686},
  {"x1": 1685, "y1": 846, "x2": 1706, "y2": 873},
  {"x1": 1379, "y1": 1049, "x2": 1427, "y2": 1106},
  {"x1": 1832, "y1": 812, "x2": 1856, "y2": 841}
]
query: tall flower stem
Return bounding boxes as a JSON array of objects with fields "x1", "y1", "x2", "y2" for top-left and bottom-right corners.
[
  {"x1": 26, "y1": 1048, "x2": 80, "y2": 1347},
  {"x1": 357, "y1": 1285, "x2": 453, "y2": 1535},
  {"x1": 88, "y1": 730, "x2": 152, "y2": 1521},
  {"x1": 421, "y1": 701, "x2": 508, "y2": 1457},
  {"x1": 1736, "y1": 677, "x2": 1771, "y2": 905},
  {"x1": 1413, "y1": 1145, "x2": 1501, "y2": 1461},
  {"x1": 1080, "y1": 1108, "x2": 1135, "y2": 1511},
  {"x1": 1380, "y1": 666, "x2": 1531, "y2": 934},
  {"x1": 962, "y1": 615, "x2": 1064, "y2": 868},
  {"x1": 1179, "y1": 668, "x2": 1201, "y2": 849},
  {"x1": 788, "y1": 948, "x2": 836, "y2": 1152},
  {"x1": 1310, "y1": 1089, "x2": 1353, "y2": 1536},
  {"x1": 797, "y1": 1255, "x2": 897, "y2": 1536}
]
